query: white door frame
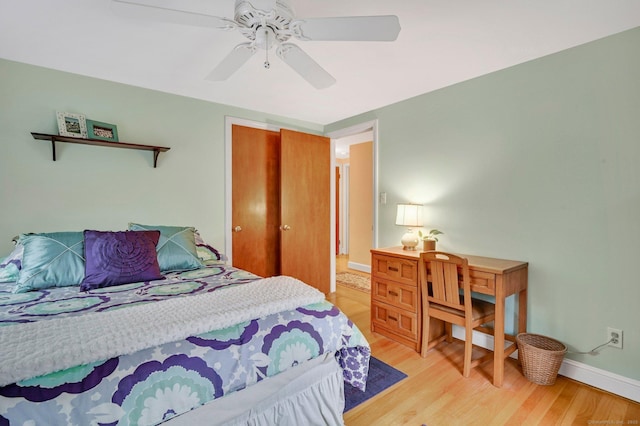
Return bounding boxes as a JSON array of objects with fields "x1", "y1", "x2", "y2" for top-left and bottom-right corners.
[{"x1": 339, "y1": 163, "x2": 350, "y2": 255}]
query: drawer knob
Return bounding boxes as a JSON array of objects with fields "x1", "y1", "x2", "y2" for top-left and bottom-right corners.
[
  {"x1": 388, "y1": 290, "x2": 398, "y2": 297},
  {"x1": 388, "y1": 266, "x2": 399, "y2": 272},
  {"x1": 388, "y1": 315, "x2": 398, "y2": 321}
]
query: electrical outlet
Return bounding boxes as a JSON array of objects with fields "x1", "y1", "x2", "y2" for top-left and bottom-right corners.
[{"x1": 607, "y1": 327, "x2": 623, "y2": 349}]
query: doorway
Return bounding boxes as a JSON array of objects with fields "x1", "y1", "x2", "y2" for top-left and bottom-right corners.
[
  {"x1": 224, "y1": 117, "x2": 378, "y2": 291},
  {"x1": 328, "y1": 120, "x2": 379, "y2": 275}
]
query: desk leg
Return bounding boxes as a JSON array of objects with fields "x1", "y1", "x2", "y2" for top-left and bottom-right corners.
[
  {"x1": 493, "y1": 289, "x2": 505, "y2": 387},
  {"x1": 519, "y1": 288, "x2": 528, "y2": 334}
]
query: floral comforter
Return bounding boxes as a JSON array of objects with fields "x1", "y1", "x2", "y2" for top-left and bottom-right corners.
[{"x1": 0, "y1": 262, "x2": 370, "y2": 425}]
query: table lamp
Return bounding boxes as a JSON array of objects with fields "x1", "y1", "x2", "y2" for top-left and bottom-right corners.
[{"x1": 395, "y1": 203, "x2": 422, "y2": 250}]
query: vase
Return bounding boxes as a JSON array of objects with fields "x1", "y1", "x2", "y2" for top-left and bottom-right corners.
[{"x1": 423, "y1": 240, "x2": 436, "y2": 251}]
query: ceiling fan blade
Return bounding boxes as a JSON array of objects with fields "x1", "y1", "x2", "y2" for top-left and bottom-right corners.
[
  {"x1": 206, "y1": 43, "x2": 257, "y2": 81},
  {"x1": 292, "y1": 15, "x2": 401, "y2": 41},
  {"x1": 112, "y1": 0, "x2": 234, "y2": 30},
  {"x1": 276, "y1": 43, "x2": 336, "y2": 89}
]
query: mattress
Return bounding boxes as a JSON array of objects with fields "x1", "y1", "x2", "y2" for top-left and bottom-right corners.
[{"x1": 0, "y1": 261, "x2": 370, "y2": 425}]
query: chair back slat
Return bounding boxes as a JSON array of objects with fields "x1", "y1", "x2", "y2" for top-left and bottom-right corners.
[
  {"x1": 430, "y1": 260, "x2": 445, "y2": 300},
  {"x1": 443, "y1": 261, "x2": 460, "y2": 305}
]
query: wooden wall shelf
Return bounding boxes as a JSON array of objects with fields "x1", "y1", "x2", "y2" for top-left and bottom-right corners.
[{"x1": 31, "y1": 132, "x2": 170, "y2": 168}]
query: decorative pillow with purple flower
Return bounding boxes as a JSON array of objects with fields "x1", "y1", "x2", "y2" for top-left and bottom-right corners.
[{"x1": 81, "y1": 230, "x2": 164, "y2": 291}]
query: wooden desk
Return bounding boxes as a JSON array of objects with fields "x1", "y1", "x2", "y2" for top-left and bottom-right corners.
[{"x1": 370, "y1": 247, "x2": 528, "y2": 387}]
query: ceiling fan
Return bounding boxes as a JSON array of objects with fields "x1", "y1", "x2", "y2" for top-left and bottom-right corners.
[{"x1": 112, "y1": 0, "x2": 401, "y2": 89}]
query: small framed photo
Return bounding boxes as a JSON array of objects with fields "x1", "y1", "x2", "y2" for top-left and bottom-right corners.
[
  {"x1": 86, "y1": 119, "x2": 119, "y2": 142},
  {"x1": 57, "y1": 112, "x2": 88, "y2": 138}
]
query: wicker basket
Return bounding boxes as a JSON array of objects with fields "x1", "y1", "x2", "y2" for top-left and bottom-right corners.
[{"x1": 517, "y1": 333, "x2": 567, "y2": 385}]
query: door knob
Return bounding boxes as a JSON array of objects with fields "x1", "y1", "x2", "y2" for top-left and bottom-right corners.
[
  {"x1": 233, "y1": 226, "x2": 242, "y2": 232},
  {"x1": 280, "y1": 225, "x2": 291, "y2": 231}
]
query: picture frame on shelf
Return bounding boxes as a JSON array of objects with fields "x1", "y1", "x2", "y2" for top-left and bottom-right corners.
[
  {"x1": 86, "y1": 119, "x2": 119, "y2": 142},
  {"x1": 56, "y1": 112, "x2": 88, "y2": 138}
]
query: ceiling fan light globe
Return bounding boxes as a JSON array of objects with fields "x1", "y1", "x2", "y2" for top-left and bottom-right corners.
[{"x1": 255, "y1": 26, "x2": 276, "y2": 50}]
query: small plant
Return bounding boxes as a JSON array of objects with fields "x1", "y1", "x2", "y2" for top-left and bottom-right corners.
[{"x1": 419, "y1": 229, "x2": 443, "y2": 242}]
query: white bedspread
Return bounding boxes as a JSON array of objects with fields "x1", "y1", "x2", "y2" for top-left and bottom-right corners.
[{"x1": 0, "y1": 276, "x2": 324, "y2": 387}]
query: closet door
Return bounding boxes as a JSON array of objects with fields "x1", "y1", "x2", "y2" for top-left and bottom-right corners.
[
  {"x1": 231, "y1": 125, "x2": 281, "y2": 277},
  {"x1": 280, "y1": 129, "x2": 331, "y2": 294}
]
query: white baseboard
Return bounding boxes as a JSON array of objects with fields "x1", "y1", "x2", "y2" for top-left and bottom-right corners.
[
  {"x1": 347, "y1": 261, "x2": 371, "y2": 274},
  {"x1": 557, "y1": 359, "x2": 640, "y2": 403},
  {"x1": 451, "y1": 326, "x2": 640, "y2": 402}
]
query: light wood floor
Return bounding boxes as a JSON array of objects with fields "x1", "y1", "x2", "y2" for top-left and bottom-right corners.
[{"x1": 329, "y1": 256, "x2": 640, "y2": 426}]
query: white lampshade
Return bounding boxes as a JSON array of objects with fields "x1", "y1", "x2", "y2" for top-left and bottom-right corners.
[
  {"x1": 395, "y1": 203, "x2": 423, "y2": 250},
  {"x1": 395, "y1": 203, "x2": 423, "y2": 227}
]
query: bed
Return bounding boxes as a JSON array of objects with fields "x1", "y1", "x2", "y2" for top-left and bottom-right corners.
[{"x1": 0, "y1": 227, "x2": 370, "y2": 425}]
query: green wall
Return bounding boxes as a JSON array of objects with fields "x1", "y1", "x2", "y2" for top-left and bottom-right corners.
[
  {"x1": 327, "y1": 27, "x2": 640, "y2": 380},
  {"x1": 2, "y1": 26, "x2": 639, "y2": 382},
  {"x1": 0, "y1": 59, "x2": 321, "y2": 256}
]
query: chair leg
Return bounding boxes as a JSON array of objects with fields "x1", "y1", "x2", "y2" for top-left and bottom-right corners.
[
  {"x1": 420, "y1": 311, "x2": 431, "y2": 358},
  {"x1": 463, "y1": 325, "x2": 473, "y2": 378},
  {"x1": 445, "y1": 323, "x2": 453, "y2": 343}
]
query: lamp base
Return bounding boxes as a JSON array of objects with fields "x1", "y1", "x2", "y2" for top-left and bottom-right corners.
[{"x1": 400, "y1": 230, "x2": 419, "y2": 251}]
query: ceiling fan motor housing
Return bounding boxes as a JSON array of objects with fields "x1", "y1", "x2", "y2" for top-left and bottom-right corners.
[{"x1": 234, "y1": 0, "x2": 294, "y2": 44}]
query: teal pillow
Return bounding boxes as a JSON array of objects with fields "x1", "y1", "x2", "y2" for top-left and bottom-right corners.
[
  {"x1": 194, "y1": 230, "x2": 224, "y2": 262},
  {"x1": 0, "y1": 243, "x2": 23, "y2": 283},
  {"x1": 0, "y1": 261, "x2": 19, "y2": 282},
  {"x1": 128, "y1": 224, "x2": 203, "y2": 272},
  {"x1": 0, "y1": 258, "x2": 19, "y2": 283},
  {"x1": 14, "y1": 232, "x2": 85, "y2": 293}
]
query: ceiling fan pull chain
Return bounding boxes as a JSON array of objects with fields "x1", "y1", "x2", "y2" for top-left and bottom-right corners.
[{"x1": 263, "y1": 26, "x2": 271, "y2": 69}]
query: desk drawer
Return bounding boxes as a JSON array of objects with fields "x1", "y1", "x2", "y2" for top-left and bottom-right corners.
[
  {"x1": 469, "y1": 270, "x2": 496, "y2": 294},
  {"x1": 372, "y1": 278, "x2": 418, "y2": 312},
  {"x1": 371, "y1": 301, "x2": 418, "y2": 341},
  {"x1": 424, "y1": 267, "x2": 496, "y2": 294},
  {"x1": 371, "y1": 254, "x2": 418, "y2": 286}
]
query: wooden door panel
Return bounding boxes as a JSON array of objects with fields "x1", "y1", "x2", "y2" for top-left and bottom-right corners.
[
  {"x1": 280, "y1": 129, "x2": 331, "y2": 294},
  {"x1": 231, "y1": 125, "x2": 280, "y2": 277}
]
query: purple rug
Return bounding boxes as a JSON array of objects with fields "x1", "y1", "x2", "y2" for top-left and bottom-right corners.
[{"x1": 344, "y1": 356, "x2": 407, "y2": 412}]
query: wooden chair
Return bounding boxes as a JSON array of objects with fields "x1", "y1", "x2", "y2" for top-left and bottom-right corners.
[{"x1": 420, "y1": 251, "x2": 496, "y2": 377}]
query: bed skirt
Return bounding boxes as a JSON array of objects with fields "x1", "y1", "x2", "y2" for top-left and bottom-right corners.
[{"x1": 165, "y1": 352, "x2": 345, "y2": 426}]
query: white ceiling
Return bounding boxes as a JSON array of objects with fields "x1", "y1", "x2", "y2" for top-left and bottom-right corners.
[{"x1": 1, "y1": 1, "x2": 639, "y2": 125}]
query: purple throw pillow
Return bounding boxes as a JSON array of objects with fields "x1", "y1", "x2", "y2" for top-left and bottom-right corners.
[{"x1": 81, "y1": 230, "x2": 164, "y2": 291}]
